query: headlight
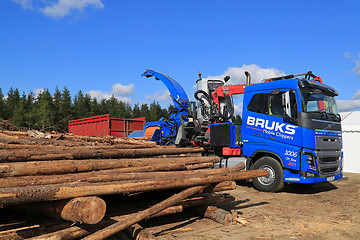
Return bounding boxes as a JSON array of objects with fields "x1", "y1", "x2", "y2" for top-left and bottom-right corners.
[{"x1": 307, "y1": 154, "x2": 317, "y2": 171}]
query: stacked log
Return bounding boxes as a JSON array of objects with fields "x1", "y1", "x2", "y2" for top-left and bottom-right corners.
[{"x1": 0, "y1": 130, "x2": 268, "y2": 239}]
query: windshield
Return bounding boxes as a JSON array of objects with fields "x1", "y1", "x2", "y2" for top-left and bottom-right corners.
[{"x1": 300, "y1": 88, "x2": 338, "y2": 115}]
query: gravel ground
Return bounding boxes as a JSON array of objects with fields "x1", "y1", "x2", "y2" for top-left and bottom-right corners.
[{"x1": 145, "y1": 172, "x2": 360, "y2": 240}]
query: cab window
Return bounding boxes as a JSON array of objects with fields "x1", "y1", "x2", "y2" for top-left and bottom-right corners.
[{"x1": 247, "y1": 91, "x2": 298, "y2": 118}]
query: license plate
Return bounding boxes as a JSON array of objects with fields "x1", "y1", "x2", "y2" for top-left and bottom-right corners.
[{"x1": 327, "y1": 176, "x2": 335, "y2": 181}]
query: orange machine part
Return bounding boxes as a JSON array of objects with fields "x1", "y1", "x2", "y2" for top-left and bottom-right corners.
[{"x1": 144, "y1": 126, "x2": 160, "y2": 140}]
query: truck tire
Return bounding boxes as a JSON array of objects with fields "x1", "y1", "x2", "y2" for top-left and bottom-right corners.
[{"x1": 252, "y1": 156, "x2": 284, "y2": 192}]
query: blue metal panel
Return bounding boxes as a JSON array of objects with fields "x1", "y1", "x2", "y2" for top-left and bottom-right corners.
[
  {"x1": 140, "y1": 70, "x2": 191, "y2": 144},
  {"x1": 142, "y1": 69, "x2": 190, "y2": 110},
  {"x1": 128, "y1": 130, "x2": 145, "y2": 137}
]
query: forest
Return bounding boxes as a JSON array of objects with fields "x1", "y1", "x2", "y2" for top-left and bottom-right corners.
[{"x1": 0, "y1": 87, "x2": 242, "y2": 133}]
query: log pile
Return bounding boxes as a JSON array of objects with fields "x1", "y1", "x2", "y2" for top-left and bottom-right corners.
[{"x1": 0, "y1": 130, "x2": 268, "y2": 239}]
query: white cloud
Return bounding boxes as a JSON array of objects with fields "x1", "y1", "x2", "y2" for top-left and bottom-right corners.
[
  {"x1": 87, "y1": 83, "x2": 135, "y2": 103},
  {"x1": 352, "y1": 90, "x2": 360, "y2": 100},
  {"x1": 12, "y1": 0, "x2": 104, "y2": 19},
  {"x1": 40, "y1": 0, "x2": 104, "y2": 18},
  {"x1": 337, "y1": 100, "x2": 360, "y2": 112},
  {"x1": 343, "y1": 52, "x2": 352, "y2": 59},
  {"x1": 204, "y1": 64, "x2": 285, "y2": 85},
  {"x1": 233, "y1": 102, "x2": 243, "y2": 115},
  {"x1": 146, "y1": 89, "x2": 172, "y2": 102},
  {"x1": 111, "y1": 83, "x2": 134, "y2": 96},
  {"x1": 33, "y1": 88, "x2": 45, "y2": 97},
  {"x1": 12, "y1": 0, "x2": 33, "y2": 9},
  {"x1": 353, "y1": 61, "x2": 360, "y2": 78}
]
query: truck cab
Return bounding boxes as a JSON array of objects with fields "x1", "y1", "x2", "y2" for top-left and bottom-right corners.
[{"x1": 211, "y1": 76, "x2": 343, "y2": 192}]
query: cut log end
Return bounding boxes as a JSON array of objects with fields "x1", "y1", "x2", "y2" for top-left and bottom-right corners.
[
  {"x1": 203, "y1": 205, "x2": 234, "y2": 226},
  {"x1": 61, "y1": 197, "x2": 106, "y2": 224}
]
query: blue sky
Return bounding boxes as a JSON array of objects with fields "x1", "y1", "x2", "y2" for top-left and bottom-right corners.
[{"x1": 1, "y1": 0, "x2": 360, "y2": 113}]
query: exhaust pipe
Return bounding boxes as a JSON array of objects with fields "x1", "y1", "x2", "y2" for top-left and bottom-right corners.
[{"x1": 245, "y1": 71, "x2": 251, "y2": 86}]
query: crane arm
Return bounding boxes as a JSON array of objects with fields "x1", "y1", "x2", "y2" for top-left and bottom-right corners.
[
  {"x1": 211, "y1": 84, "x2": 247, "y2": 111},
  {"x1": 142, "y1": 69, "x2": 190, "y2": 110}
]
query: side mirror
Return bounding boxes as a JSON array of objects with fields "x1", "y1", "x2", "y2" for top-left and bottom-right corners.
[{"x1": 282, "y1": 91, "x2": 292, "y2": 119}]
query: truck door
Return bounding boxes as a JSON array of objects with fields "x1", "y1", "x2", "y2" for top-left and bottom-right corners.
[
  {"x1": 242, "y1": 92, "x2": 267, "y2": 155},
  {"x1": 242, "y1": 89, "x2": 301, "y2": 170},
  {"x1": 265, "y1": 89, "x2": 302, "y2": 170}
]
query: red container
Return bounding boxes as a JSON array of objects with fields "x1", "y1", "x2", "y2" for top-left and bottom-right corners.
[{"x1": 68, "y1": 114, "x2": 145, "y2": 138}]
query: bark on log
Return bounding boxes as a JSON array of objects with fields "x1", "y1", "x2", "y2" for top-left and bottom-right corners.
[
  {"x1": 0, "y1": 156, "x2": 217, "y2": 177},
  {"x1": 26, "y1": 192, "x2": 234, "y2": 240},
  {"x1": 0, "y1": 162, "x2": 239, "y2": 188},
  {"x1": 0, "y1": 162, "x2": 219, "y2": 188},
  {"x1": 0, "y1": 143, "x2": 156, "y2": 151},
  {"x1": 201, "y1": 181, "x2": 237, "y2": 193},
  {"x1": 2, "y1": 131, "x2": 28, "y2": 136},
  {"x1": 197, "y1": 205, "x2": 234, "y2": 225},
  {"x1": 24, "y1": 197, "x2": 106, "y2": 224},
  {"x1": 82, "y1": 185, "x2": 208, "y2": 240},
  {"x1": 152, "y1": 193, "x2": 235, "y2": 217},
  {"x1": 185, "y1": 162, "x2": 213, "y2": 170},
  {"x1": 0, "y1": 169, "x2": 267, "y2": 206},
  {"x1": 0, "y1": 147, "x2": 204, "y2": 162}
]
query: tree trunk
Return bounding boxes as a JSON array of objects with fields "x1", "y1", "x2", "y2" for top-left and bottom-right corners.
[
  {"x1": 0, "y1": 162, "x2": 218, "y2": 188},
  {"x1": 0, "y1": 169, "x2": 267, "y2": 206},
  {"x1": 0, "y1": 156, "x2": 218, "y2": 177},
  {"x1": 26, "y1": 192, "x2": 235, "y2": 240},
  {"x1": 0, "y1": 162, "x2": 241, "y2": 188},
  {"x1": 82, "y1": 185, "x2": 208, "y2": 240},
  {"x1": 0, "y1": 147, "x2": 204, "y2": 162}
]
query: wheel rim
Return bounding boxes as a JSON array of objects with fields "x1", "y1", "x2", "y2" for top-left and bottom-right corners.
[{"x1": 258, "y1": 165, "x2": 276, "y2": 185}]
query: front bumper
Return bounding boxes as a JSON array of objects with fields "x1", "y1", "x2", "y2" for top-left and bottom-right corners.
[{"x1": 284, "y1": 170, "x2": 343, "y2": 183}]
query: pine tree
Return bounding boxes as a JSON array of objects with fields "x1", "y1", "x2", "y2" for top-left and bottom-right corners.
[
  {"x1": 60, "y1": 87, "x2": 73, "y2": 132},
  {"x1": 107, "y1": 95, "x2": 120, "y2": 117},
  {"x1": 74, "y1": 90, "x2": 91, "y2": 119},
  {"x1": 12, "y1": 100, "x2": 26, "y2": 127},
  {"x1": 132, "y1": 103, "x2": 141, "y2": 118},
  {"x1": 140, "y1": 103, "x2": 150, "y2": 121},
  {"x1": 5, "y1": 87, "x2": 21, "y2": 119},
  {"x1": 235, "y1": 114, "x2": 242, "y2": 123},
  {"x1": 0, "y1": 88, "x2": 5, "y2": 119},
  {"x1": 99, "y1": 99, "x2": 108, "y2": 115},
  {"x1": 35, "y1": 89, "x2": 54, "y2": 131},
  {"x1": 53, "y1": 87, "x2": 63, "y2": 131},
  {"x1": 83, "y1": 93, "x2": 92, "y2": 117},
  {"x1": 90, "y1": 98, "x2": 101, "y2": 116},
  {"x1": 149, "y1": 101, "x2": 162, "y2": 121},
  {"x1": 24, "y1": 92, "x2": 35, "y2": 129}
]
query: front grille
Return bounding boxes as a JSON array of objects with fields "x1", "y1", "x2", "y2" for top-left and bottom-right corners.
[
  {"x1": 315, "y1": 150, "x2": 341, "y2": 177},
  {"x1": 319, "y1": 156, "x2": 339, "y2": 164},
  {"x1": 320, "y1": 166, "x2": 339, "y2": 175}
]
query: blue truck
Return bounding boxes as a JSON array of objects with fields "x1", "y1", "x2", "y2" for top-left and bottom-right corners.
[
  {"x1": 205, "y1": 71, "x2": 343, "y2": 192},
  {"x1": 132, "y1": 69, "x2": 343, "y2": 192}
]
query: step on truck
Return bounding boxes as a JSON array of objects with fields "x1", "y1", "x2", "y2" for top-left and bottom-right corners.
[{"x1": 193, "y1": 71, "x2": 343, "y2": 192}]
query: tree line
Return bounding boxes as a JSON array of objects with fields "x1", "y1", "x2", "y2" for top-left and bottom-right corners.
[
  {"x1": 0, "y1": 87, "x2": 242, "y2": 133},
  {"x1": 0, "y1": 87, "x2": 170, "y2": 133}
]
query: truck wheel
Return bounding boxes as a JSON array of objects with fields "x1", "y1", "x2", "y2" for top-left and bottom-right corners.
[{"x1": 252, "y1": 157, "x2": 284, "y2": 192}]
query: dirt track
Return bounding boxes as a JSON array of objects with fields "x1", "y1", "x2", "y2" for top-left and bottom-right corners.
[{"x1": 145, "y1": 172, "x2": 360, "y2": 240}]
